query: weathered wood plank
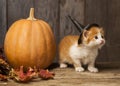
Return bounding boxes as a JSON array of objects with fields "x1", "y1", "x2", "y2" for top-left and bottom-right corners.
[
  {"x1": 34, "y1": 0, "x2": 59, "y2": 41},
  {"x1": 85, "y1": 0, "x2": 108, "y2": 62},
  {"x1": 34, "y1": 0, "x2": 59, "y2": 39},
  {"x1": 60, "y1": 0, "x2": 85, "y2": 39},
  {"x1": 34, "y1": 0, "x2": 60, "y2": 62},
  {"x1": 0, "y1": 0, "x2": 7, "y2": 45},
  {"x1": 107, "y1": 0, "x2": 120, "y2": 62},
  {"x1": 7, "y1": 0, "x2": 33, "y2": 28},
  {"x1": 0, "y1": 65, "x2": 120, "y2": 86},
  {"x1": 0, "y1": 0, "x2": 119, "y2": 63}
]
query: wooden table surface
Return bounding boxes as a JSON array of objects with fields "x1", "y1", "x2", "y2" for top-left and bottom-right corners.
[{"x1": 0, "y1": 63, "x2": 120, "y2": 86}]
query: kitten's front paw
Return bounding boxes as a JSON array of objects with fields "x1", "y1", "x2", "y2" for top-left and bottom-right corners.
[
  {"x1": 88, "y1": 67, "x2": 99, "y2": 73},
  {"x1": 75, "y1": 67, "x2": 84, "y2": 72},
  {"x1": 60, "y1": 63, "x2": 67, "y2": 68}
]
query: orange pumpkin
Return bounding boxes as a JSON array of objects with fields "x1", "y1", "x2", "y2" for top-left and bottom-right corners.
[{"x1": 4, "y1": 8, "x2": 56, "y2": 68}]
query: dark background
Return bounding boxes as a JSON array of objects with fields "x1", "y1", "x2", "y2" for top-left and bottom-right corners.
[{"x1": 0, "y1": 0, "x2": 120, "y2": 63}]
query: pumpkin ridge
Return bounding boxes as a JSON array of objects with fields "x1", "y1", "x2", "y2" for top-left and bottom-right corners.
[
  {"x1": 22, "y1": 20, "x2": 33, "y2": 67},
  {"x1": 13, "y1": 20, "x2": 25, "y2": 67},
  {"x1": 39, "y1": 21, "x2": 56, "y2": 66},
  {"x1": 15, "y1": 20, "x2": 30, "y2": 67},
  {"x1": 37, "y1": 21, "x2": 48, "y2": 67},
  {"x1": 4, "y1": 20, "x2": 18, "y2": 66},
  {"x1": 39, "y1": 20, "x2": 54, "y2": 36},
  {"x1": 39, "y1": 20, "x2": 55, "y2": 44},
  {"x1": 30, "y1": 20, "x2": 34, "y2": 66},
  {"x1": 30, "y1": 20, "x2": 41, "y2": 67},
  {"x1": 41, "y1": 22, "x2": 51, "y2": 67}
]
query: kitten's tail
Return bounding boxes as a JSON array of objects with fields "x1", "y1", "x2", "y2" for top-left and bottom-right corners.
[{"x1": 67, "y1": 15, "x2": 84, "y2": 33}]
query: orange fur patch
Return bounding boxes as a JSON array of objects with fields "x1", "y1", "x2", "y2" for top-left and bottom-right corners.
[
  {"x1": 59, "y1": 27, "x2": 105, "y2": 65},
  {"x1": 85, "y1": 27, "x2": 104, "y2": 44},
  {"x1": 59, "y1": 35, "x2": 79, "y2": 64}
]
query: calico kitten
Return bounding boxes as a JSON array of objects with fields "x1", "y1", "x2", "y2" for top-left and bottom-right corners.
[{"x1": 59, "y1": 25, "x2": 105, "y2": 72}]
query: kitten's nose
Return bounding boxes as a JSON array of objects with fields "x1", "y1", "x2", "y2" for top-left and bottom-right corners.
[{"x1": 100, "y1": 40, "x2": 104, "y2": 45}]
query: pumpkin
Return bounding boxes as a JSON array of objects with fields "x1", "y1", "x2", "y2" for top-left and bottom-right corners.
[{"x1": 4, "y1": 8, "x2": 56, "y2": 69}]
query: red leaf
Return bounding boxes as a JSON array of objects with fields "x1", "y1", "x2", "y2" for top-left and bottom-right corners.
[
  {"x1": 10, "y1": 66, "x2": 55, "y2": 82},
  {"x1": 0, "y1": 74, "x2": 8, "y2": 81},
  {"x1": 38, "y1": 69, "x2": 55, "y2": 80},
  {"x1": 13, "y1": 66, "x2": 36, "y2": 82}
]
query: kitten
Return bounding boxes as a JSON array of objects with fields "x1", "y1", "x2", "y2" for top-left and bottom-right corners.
[{"x1": 59, "y1": 25, "x2": 105, "y2": 72}]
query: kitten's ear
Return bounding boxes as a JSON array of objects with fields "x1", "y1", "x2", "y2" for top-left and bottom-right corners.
[
  {"x1": 83, "y1": 30, "x2": 89, "y2": 38},
  {"x1": 78, "y1": 30, "x2": 89, "y2": 44},
  {"x1": 100, "y1": 27, "x2": 104, "y2": 34}
]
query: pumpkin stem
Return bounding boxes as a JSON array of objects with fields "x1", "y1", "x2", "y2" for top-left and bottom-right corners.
[{"x1": 27, "y1": 8, "x2": 37, "y2": 20}]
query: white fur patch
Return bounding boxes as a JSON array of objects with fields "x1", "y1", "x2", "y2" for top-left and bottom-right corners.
[
  {"x1": 88, "y1": 67, "x2": 98, "y2": 72},
  {"x1": 60, "y1": 63, "x2": 67, "y2": 68},
  {"x1": 75, "y1": 67, "x2": 84, "y2": 72},
  {"x1": 69, "y1": 42, "x2": 98, "y2": 65}
]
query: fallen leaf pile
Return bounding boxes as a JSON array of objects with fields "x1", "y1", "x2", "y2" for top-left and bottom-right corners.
[
  {"x1": 0, "y1": 46, "x2": 11, "y2": 81},
  {"x1": 0, "y1": 57, "x2": 11, "y2": 75},
  {"x1": 0, "y1": 46, "x2": 55, "y2": 83},
  {"x1": 9, "y1": 66, "x2": 55, "y2": 82},
  {"x1": 39, "y1": 69, "x2": 55, "y2": 80},
  {"x1": 9, "y1": 66, "x2": 36, "y2": 82},
  {"x1": 0, "y1": 74, "x2": 8, "y2": 81}
]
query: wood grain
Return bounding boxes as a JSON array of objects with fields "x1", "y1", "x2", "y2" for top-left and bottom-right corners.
[
  {"x1": 0, "y1": 0, "x2": 7, "y2": 45},
  {"x1": 85, "y1": 0, "x2": 108, "y2": 62},
  {"x1": 107, "y1": 0, "x2": 120, "y2": 62},
  {"x1": 34, "y1": 0, "x2": 59, "y2": 43},
  {"x1": 60, "y1": 0, "x2": 85, "y2": 39},
  {"x1": 7, "y1": 0, "x2": 33, "y2": 28}
]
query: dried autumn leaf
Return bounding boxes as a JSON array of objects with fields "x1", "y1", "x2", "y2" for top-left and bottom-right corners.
[
  {"x1": 11, "y1": 66, "x2": 37, "y2": 82},
  {"x1": 0, "y1": 57, "x2": 11, "y2": 75},
  {"x1": 0, "y1": 74, "x2": 8, "y2": 81},
  {"x1": 0, "y1": 46, "x2": 10, "y2": 82},
  {"x1": 9, "y1": 66, "x2": 55, "y2": 82},
  {"x1": 38, "y1": 69, "x2": 55, "y2": 80}
]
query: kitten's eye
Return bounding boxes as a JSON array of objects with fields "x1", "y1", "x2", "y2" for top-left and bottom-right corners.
[
  {"x1": 101, "y1": 35, "x2": 104, "y2": 38},
  {"x1": 95, "y1": 36, "x2": 98, "y2": 39}
]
